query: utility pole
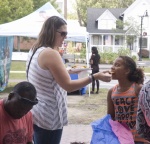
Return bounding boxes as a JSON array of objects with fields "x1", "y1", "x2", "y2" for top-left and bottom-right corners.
[
  {"x1": 64, "y1": 0, "x2": 67, "y2": 19},
  {"x1": 139, "y1": 10, "x2": 148, "y2": 61}
]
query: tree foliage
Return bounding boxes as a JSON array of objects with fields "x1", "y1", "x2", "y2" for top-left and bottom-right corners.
[
  {"x1": 32, "y1": 0, "x2": 61, "y2": 13},
  {"x1": 0, "y1": 0, "x2": 61, "y2": 24},
  {"x1": 0, "y1": 0, "x2": 33, "y2": 24},
  {"x1": 75, "y1": 0, "x2": 136, "y2": 26},
  {"x1": 32, "y1": 0, "x2": 49, "y2": 10}
]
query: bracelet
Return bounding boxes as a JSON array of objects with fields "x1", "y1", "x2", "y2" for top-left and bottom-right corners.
[
  {"x1": 91, "y1": 74, "x2": 95, "y2": 81},
  {"x1": 88, "y1": 75, "x2": 95, "y2": 82},
  {"x1": 88, "y1": 75, "x2": 92, "y2": 82}
]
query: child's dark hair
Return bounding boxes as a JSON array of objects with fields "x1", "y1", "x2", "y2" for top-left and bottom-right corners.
[
  {"x1": 119, "y1": 56, "x2": 144, "y2": 84},
  {"x1": 12, "y1": 81, "x2": 37, "y2": 98}
]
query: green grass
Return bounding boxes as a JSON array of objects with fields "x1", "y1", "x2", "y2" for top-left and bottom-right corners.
[
  {"x1": 1, "y1": 82, "x2": 18, "y2": 94},
  {"x1": 10, "y1": 61, "x2": 26, "y2": 71},
  {"x1": 9, "y1": 73, "x2": 26, "y2": 79},
  {"x1": 142, "y1": 58, "x2": 150, "y2": 61},
  {"x1": 3, "y1": 60, "x2": 150, "y2": 93},
  {"x1": 9, "y1": 61, "x2": 26, "y2": 79},
  {"x1": 144, "y1": 67, "x2": 150, "y2": 73}
]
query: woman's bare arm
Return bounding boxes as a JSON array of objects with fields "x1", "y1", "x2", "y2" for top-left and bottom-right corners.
[{"x1": 38, "y1": 49, "x2": 111, "y2": 92}]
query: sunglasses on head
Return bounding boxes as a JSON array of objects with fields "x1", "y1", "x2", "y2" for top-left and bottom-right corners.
[
  {"x1": 13, "y1": 92, "x2": 38, "y2": 105},
  {"x1": 56, "y1": 31, "x2": 68, "y2": 37}
]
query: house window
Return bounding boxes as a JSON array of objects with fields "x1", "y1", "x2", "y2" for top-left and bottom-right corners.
[
  {"x1": 139, "y1": 38, "x2": 147, "y2": 48},
  {"x1": 92, "y1": 35, "x2": 99, "y2": 45},
  {"x1": 103, "y1": 35, "x2": 112, "y2": 45},
  {"x1": 100, "y1": 19, "x2": 114, "y2": 29},
  {"x1": 115, "y1": 36, "x2": 123, "y2": 45},
  {"x1": 115, "y1": 37, "x2": 119, "y2": 45}
]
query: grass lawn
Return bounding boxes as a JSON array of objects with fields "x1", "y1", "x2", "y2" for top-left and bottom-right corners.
[
  {"x1": 10, "y1": 61, "x2": 26, "y2": 79},
  {"x1": 9, "y1": 73, "x2": 26, "y2": 79},
  {"x1": 1, "y1": 82, "x2": 18, "y2": 94},
  {"x1": 4, "y1": 60, "x2": 150, "y2": 92},
  {"x1": 9, "y1": 60, "x2": 150, "y2": 79},
  {"x1": 10, "y1": 61, "x2": 26, "y2": 71},
  {"x1": 144, "y1": 67, "x2": 150, "y2": 73}
]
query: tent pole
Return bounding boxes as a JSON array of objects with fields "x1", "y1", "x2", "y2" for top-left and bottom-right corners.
[{"x1": 85, "y1": 36, "x2": 90, "y2": 97}]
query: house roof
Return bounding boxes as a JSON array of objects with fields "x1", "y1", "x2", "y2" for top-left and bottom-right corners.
[
  {"x1": 96, "y1": 9, "x2": 117, "y2": 21},
  {"x1": 122, "y1": 0, "x2": 150, "y2": 16},
  {"x1": 87, "y1": 8, "x2": 127, "y2": 34}
]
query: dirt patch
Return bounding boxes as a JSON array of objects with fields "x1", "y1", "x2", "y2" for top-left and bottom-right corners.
[{"x1": 67, "y1": 94, "x2": 107, "y2": 124}]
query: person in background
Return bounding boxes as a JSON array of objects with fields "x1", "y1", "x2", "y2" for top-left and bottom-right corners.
[
  {"x1": 136, "y1": 80, "x2": 150, "y2": 143},
  {"x1": 0, "y1": 81, "x2": 38, "y2": 144},
  {"x1": 107, "y1": 56, "x2": 149, "y2": 144},
  {"x1": 59, "y1": 48, "x2": 65, "y2": 63},
  {"x1": 90, "y1": 47, "x2": 100, "y2": 94},
  {"x1": 26, "y1": 16, "x2": 112, "y2": 144}
]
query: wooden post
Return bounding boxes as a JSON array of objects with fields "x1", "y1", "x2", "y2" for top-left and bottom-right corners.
[{"x1": 64, "y1": 0, "x2": 67, "y2": 20}]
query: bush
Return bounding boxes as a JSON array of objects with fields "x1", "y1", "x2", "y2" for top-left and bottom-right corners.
[
  {"x1": 138, "y1": 49, "x2": 149, "y2": 58},
  {"x1": 100, "y1": 48, "x2": 135, "y2": 64},
  {"x1": 131, "y1": 55, "x2": 137, "y2": 61}
]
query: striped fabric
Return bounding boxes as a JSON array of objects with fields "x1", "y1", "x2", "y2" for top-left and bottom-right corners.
[
  {"x1": 26, "y1": 47, "x2": 68, "y2": 130},
  {"x1": 112, "y1": 83, "x2": 147, "y2": 142}
]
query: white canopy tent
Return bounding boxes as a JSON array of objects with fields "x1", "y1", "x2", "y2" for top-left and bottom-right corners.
[
  {"x1": 0, "y1": 2, "x2": 91, "y2": 94},
  {"x1": 0, "y1": 2, "x2": 89, "y2": 63},
  {"x1": 0, "y1": 2, "x2": 88, "y2": 43}
]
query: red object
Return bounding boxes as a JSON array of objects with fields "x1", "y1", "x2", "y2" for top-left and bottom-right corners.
[{"x1": 143, "y1": 32, "x2": 147, "y2": 36}]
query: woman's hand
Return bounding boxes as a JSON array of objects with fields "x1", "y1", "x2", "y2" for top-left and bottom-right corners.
[{"x1": 94, "y1": 71, "x2": 112, "y2": 82}]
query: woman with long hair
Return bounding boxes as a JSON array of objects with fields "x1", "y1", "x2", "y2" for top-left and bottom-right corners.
[{"x1": 26, "y1": 16, "x2": 111, "y2": 144}]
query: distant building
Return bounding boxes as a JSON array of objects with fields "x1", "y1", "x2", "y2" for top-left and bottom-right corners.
[{"x1": 87, "y1": 0, "x2": 150, "y2": 57}]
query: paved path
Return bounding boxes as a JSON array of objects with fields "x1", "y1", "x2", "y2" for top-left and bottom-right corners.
[{"x1": 61, "y1": 124, "x2": 92, "y2": 144}]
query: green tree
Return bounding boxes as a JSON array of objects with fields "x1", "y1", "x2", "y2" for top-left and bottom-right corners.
[
  {"x1": 0, "y1": 0, "x2": 33, "y2": 24},
  {"x1": 75, "y1": 0, "x2": 136, "y2": 26},
  {"x1": 67, "y1": 13, "x2": 78, "y2": 19},
  {"x1": 32, "y1": 0, "x2": 61, "y2": 13},
  {"x1": 32, "y1": 0, "x2": 49, "y2": 10}
]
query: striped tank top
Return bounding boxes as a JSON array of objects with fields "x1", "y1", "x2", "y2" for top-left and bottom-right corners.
[
  {"x1": 26, "y1": 47, "x2": 68, "y2": 130},
  {"x1": 112, "y1": 83, "x2": 147, "y2": 142}
]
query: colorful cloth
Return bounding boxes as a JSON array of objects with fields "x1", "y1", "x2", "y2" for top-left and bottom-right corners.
[
  {"x1": 136, "y1": 80, "x2": 150, "y2": 142},
  {"x1": 109, "y1": 119, "x2": 134, "y2": 144}
]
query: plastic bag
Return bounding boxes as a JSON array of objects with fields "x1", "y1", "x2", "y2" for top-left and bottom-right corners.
[{"x1": 90, "y1": 114, "x2": 120, "y2": 144}]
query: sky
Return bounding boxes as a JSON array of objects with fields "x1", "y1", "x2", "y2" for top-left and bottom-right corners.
[{"x1": 67, "y1": 0, "x2": 76, "y2": 13}]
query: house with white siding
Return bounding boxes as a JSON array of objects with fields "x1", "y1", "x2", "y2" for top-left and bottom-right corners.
[{"x1": 87, "y1": 0, "x2": 150, "y2": 57}]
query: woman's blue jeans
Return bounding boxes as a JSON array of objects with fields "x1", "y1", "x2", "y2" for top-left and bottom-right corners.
[{"x1": 33, "y1": 124, "x2": 63, "y2": 144}]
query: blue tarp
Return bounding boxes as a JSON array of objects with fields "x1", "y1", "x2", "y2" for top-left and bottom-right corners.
[{"x1": 90, "y1": 114, "x2": 120, "y2": 144}]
